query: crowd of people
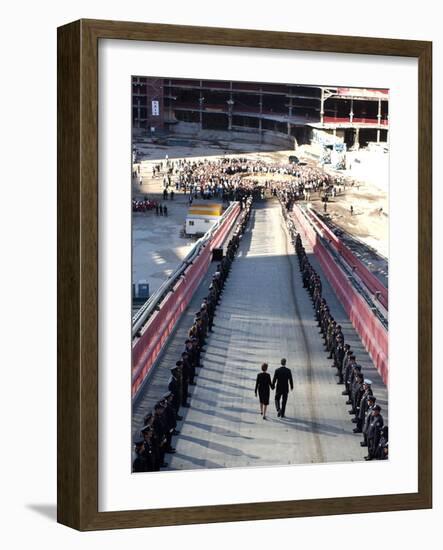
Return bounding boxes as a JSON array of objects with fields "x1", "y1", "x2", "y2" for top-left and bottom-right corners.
[
  {"x1": 132, "y1": 197, "x2": 253, "y2": 472},
  {"x1": 134, "y1": 155, "x2": 349, "y2": 220},
  {"x1": 289, "y1": 209, "x2": 388, "y2": 461},
  {"x1": 272, "y1": 173, "x2": 343, "y2": 212},
  {"x1": 150, "y1": 156, "x2": 345, "y2": 204},
  {"x1": 131, "y1": 198, "x2": 158, "y2": 212}
]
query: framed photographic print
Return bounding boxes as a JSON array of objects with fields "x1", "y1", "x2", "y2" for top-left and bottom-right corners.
[{"x1": 57, "y1": 19, "x2": 432, "y2": 530}]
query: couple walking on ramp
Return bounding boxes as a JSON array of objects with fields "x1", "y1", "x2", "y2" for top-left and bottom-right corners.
[{"x1": 254, "y1": 358, "x2": 294, "y2": 420}]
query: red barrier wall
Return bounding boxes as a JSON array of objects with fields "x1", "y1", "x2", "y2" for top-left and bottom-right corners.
[
  {"x1": 131, "y1": 204, "x2": 241, "y2": 397},
  {"x1": 292, "y1": 205, "x2": 388, "y2": 384},
  {"x1": 306, "y1": 209, "x2": 388, "y2": 310}
]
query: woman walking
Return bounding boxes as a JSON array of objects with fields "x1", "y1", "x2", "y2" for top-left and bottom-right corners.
[{"x1": 255, "y1": 363, "x2": 273, "y2": 419}]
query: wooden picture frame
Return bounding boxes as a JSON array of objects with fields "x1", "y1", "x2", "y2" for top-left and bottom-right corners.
[{"x1": 57, "y1": 19, "x2": 432, "y2": 530}]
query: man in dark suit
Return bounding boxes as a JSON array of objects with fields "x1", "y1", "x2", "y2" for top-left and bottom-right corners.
[{"x1": 272, "y1": 358, "x2": 294, "y2": 418}]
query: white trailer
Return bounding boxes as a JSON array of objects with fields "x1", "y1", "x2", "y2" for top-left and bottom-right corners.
[{"x1": 185, "y1": 203, "x2": 223, "y2": 236}]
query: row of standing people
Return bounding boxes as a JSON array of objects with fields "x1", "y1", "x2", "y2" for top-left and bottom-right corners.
[
  {"x1": 132, "y1": 197, "x2": 169, "y2": 216},
  {"x1": 139, "y1": 155, "x2": 356, "y2": 210},
  {"x1": 155, "y1": 203, "x2": 168, "y2": 216},
  {"x1": 132, "y1": 197, "x2": 253, "y2": 472},
  {"x1": 291, "y1": 212, "x2": 388, "y2": 462},
  {"x1": 132, "y1": 198, "x2": 158, "y2": 212}
]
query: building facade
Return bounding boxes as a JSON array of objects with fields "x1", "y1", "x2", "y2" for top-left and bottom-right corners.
[{"x1": 132, "y1": 76, "x2": 389, "y2": 148}]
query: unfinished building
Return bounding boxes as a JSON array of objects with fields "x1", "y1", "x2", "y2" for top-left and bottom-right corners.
[{"x1": 132, "y1": 77, "x2": 389, "y2": 149}]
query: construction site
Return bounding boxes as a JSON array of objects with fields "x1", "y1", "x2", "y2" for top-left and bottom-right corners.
[{"x1": 130, "y1": 76, "x2": 389, "y2": 473}]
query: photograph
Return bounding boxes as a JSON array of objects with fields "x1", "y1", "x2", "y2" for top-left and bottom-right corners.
[{"x1": 130, "y1": 76, "x2": 389, "y2": 473}]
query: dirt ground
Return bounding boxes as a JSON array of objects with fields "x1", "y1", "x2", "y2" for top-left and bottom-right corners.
[{"x1": 311, "y1": 181, "x2": 388, "y2": 258}]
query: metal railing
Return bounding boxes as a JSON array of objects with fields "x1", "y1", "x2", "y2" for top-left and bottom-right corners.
[{"x1": 131, "y1": 202, "x2": 238, "y2": 339}]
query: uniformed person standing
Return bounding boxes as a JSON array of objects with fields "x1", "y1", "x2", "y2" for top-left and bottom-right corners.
[
  {"x1": 352, "y1": 379, "x2": 373, "y2": 433},
  {"x1": 163, "y1": 391, "x2": 180, "y2": 434},
  {"x1": 365, "y1": 405, "x2": 384, "y2": 460},
  {"x1": 343, "y1": 356, "x2": 358, "y2": 398},
  {"x1": 180, "y1": 352, "x2": 192, "y2": 401},
  {"x1": 321, "y1": 312, "x2": 332, "y2": 342},
  {"x1": 333, "y1": 340, "x2": 346, "y2": 378},
  {"x1": 157, "y1": 399, "x2": 176, "y2": 454},
  {"x1": 191, "y1": 337, "x2": 202, "y2": 369},
  {"x1": 141, "y1": 423, "x2": 160, "y2": 471},
  {"x1": 141, "y1": 430, "x2": 157, "y2": 472},
  {"x1": 183, "y1": 344, "x2": 196, "y2": 385},
  {"x1": 174, "y1": 360, "x2": 189, "y2": 408},
  {"x1": 200, "y1": 305, "x2": 210, "y2": 337},
  {"x1": 313, "y1": 292, "x2": 323, "y2": 325},
  {"x1": 152, "y1": 403, "x2": 169, "y2": 467},
  {"x1": 203, "y1": 295, "x2": 216, "y2": 332},
  {"x1": 349, "y1": 372, "x2": 365, "y2": 416},
  {"x1": 132, "y1": 440, "x2": 149, "y2": 472},
  {"x1": 168, "y1": 366, "x2": 182, "y2": 413},
  {"x1": 329, "y1": 328, "x2": 344, "y2": 361},
  {"x1": 374, "y1": 426, "x2": 389, "y2": 460},
  {"x1": 194, "y1": 318, "x2": 206, "y2": 351},
  {"x1": 318, "y1": 303, "x2": 329, "y2": 331},
  {"x1": 361, "y1": 395, "x2": 377, "y2": 448},
  {"x1": 326, "y1": 320, "x2": 337, "y2": 354},
  {"x1": 337, "y1": 345, "x2": 351, "y2": 385}
]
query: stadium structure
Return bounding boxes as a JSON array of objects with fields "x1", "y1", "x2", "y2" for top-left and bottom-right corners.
[{"x1": 132, "y1": 76, "x2": 389, "y2": 150}]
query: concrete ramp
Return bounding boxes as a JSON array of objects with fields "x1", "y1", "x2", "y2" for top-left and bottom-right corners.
[{"x1": 166, "y1": 200, "x2": 387, "y2": 470}]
